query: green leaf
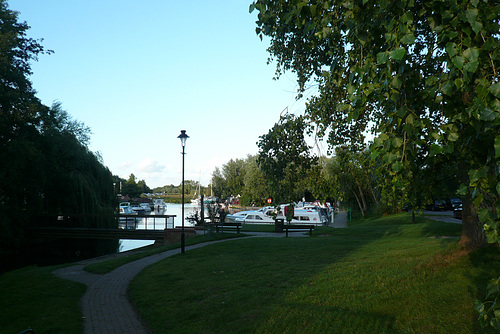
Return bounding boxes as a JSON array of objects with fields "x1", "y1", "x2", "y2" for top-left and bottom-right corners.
[
  {"x1": 471, "y1": 20, "x2": 483, "y2": 34},
  {"x1": 446, "y1": 42, "x2": 457, "y2": 57},
  {"x1": 457, "y1": 184, "x2": 468, "y2": 196},
  {"x1": 401, "y1": 33, "x2": 415, "y2": 44},
  {"x1": 464, "y1": 60, "x2": 479, "y2": 73},
  {"x1": 392, "y1": 137, "x2": 403, "y2": 148},
  {"x1": 442, "y1": 81, "x2": 454, "y2": 96},
  {"x1": 495, "y1": 136, "x2": 500, "y2": 158},
  {"x1": 466, "y1": 9, "x2": 478, "y2": 24},
  {"x1": 391, "y1": 76, "x2": 402, "y2": 89},
  {"x1": 392, "y1": 161, "x2": 403, "y2": 172},
  {"x1": 473, "y1": 192, "x2": 484, "y2": 207},
  {"x1": 347, "y1": 84, "x2": 355, "y2": 96},
  {"x1": 463, "y1": 47, "x2": 479, "y2": 62},
  {"x1": 478, "y1": 208, "x2": 490, "y2": 222},
  {"x1": 384, "y1": 152, "x2": 398, "y2": 164},
  {"x1": 377, "y1": 52, "x2": 389, "y2": 64},
  {"x1": 452, "y1": 56, "x2": 465, "y2": 70},
  {"x1": 406, "y1": 113, "x2": 414, "y2": 125},
  {"x1": 430, "y1": 132, "x2": 441, "y2": 140},
  {"x1": 448, "y1": 132, "x2": 459, "y2": 142},
  {"x1": 469, "y1": 166, "x2": 489, "y2": 184},
  {"x1": 378, "y1": 133, "x2": 389, "y2": 141},
  {"x1": 358, "y1": 31, "x2": 368, "y2": 45},
  {"x1": 490, "y1": 83, "x2": 500, "y2": 98},
  {"x1": 389, "y1": 47, "x2": 406, "y2": 60},
  {"x1": 430, "y1": 144, "x2": 443, "y2": 156},
  {"x1": 479, "y1": 108, "x2": 497, "y2": 121},
  {"x1": 385, "y1": 33, "x2": 396, "y2": 43}
]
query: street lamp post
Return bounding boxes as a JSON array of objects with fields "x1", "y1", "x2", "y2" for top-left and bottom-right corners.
[{"x1": 178, "y1": 130, "x2": 189, "y2": 254}]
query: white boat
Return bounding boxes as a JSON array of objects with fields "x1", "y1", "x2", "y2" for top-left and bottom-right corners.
[
  {"x1": 153, "y1": 199, "x2": 167, "y2": 211},
  {"x1": 131, "y1": 205, "x2": 146, "y2": 214},
  {"x1": 191, "y1": 177, "x2": 201, "y2": 204},
  {"x1": 119, "y1": 202, "x2": 138, "y2": 226},
  {"x1": 227, "y1": 205, "x2": 324, "y2": 225}
]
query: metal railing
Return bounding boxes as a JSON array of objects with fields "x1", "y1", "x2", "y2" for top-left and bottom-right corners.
[{"x1": 37, "y1": 214, "x2": 176, "y2": 230}]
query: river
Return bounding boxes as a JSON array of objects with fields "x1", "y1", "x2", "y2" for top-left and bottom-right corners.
[{"x1": 119, "y1": 202, "x2": 200, "y2": 252}]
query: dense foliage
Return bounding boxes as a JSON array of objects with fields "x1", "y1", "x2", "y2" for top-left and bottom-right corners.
[
  {"x1": 250, "y1": 0, "x2": 499, "y2": 327},
  {"x1": 0, "y1": 1, "x2": 116, "y2": 253},
  {"x1": 257, "y1": 112, "x2": 319, "y2": 203}
]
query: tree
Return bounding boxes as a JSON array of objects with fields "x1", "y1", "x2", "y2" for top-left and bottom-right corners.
[
  {"x1": 251, "y1": 0, "x2": 500, "y2": 327},
  {"x1": 241, "y1": 155, "x2": 270, "y2": 206},
  {"x1": 257, "y1": 112, "x2": 318, "y2": 203},
  {"x1": 0, "y1": 1, "x2": 117, "y2": 256},
  {"x1": 222, "y1": 158, "x2": 247, "y2": 197},
  {"x1": 0, "y1": 0, "x2": 52, "y2": 143},
  {"x1": 211, "y1": 167, "x2": 228, "y2": 199},
  {"x1": 329, "y1": 146, "x2": 378, "y2": 216},
  {"x1": 251, "y1": 0, "x2": 499, "y2": 248},
  {"x1": 119, "y1": 173, "x2": 151, "y2": 198}
]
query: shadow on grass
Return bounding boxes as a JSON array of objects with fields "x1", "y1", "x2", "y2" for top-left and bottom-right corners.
[
  {"x1": 129, "y1": 212, "x2": 490, "y2": 333},
  {"x1": 84, "y1": 232, "x2": 247, "y2": 274}
]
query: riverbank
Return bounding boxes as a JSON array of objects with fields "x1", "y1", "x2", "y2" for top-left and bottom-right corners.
[{"x1": 3, "y1": 213, "x2": 499, "y2": 333}]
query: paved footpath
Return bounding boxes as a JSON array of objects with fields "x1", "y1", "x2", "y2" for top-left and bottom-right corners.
[
  {"x1": 332, "y1": 210, "x2": 348, "y2": 228},
  {"x1": 53, "y1": 218, "x2": 348, "y2": 334},
  {"x1": 53, "y1": 238, "x2": 242, "y2": 334}
]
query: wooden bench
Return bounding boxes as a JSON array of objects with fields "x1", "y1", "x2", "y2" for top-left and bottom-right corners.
[
  {"x1": 284, "y1": 224, "x2": 314, "y2": 237},
  {"x1": 213, "y1": 222, "x2": 242, "y2": 233}
]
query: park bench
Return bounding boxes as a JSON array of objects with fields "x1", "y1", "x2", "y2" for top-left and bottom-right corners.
[
  {"x1": 213, "y1": 222, "x2": 242, "y2": 233},
  {"x1": 283, "y1": 224, "x2": 314, "y2": 237}
]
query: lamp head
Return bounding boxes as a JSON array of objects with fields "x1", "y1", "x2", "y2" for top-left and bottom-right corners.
[{"x1": 177, "y1": 130, "x2": 189, "y2": 147}]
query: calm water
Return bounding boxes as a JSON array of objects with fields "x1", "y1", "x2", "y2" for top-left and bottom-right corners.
[{"x1": 119, "y1": 202, "x2": 201, "y2": 252}]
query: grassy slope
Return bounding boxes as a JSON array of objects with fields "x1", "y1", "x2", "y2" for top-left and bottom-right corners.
[
  {"x1": 1, "y1": 213, "x2": 499, "y2": 333},
  {"x1": 0, "y1": 266, "x2": 85, "y2": 334},
  {"x1": 129, "y1": 213, "x2": 500, "y2": 333}
]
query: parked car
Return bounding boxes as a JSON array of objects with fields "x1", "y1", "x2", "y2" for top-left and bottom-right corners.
[
  {"x1": 453, "y1": 204, "x2": 462, "y2": 219},
  {"x1": 426, "y1": 199, "x2": 446, "y2": 211},
  {"x1": 445, "y1": 197, "x2": 462, "y2": 211}
]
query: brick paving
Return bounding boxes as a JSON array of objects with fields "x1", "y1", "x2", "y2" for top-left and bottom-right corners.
[
  {"x1": 53, "y1": 219, "x2": 348, "y2": 334},
  {"x1": 53, "y1": 239, "x2": 243, "y2": 333}
]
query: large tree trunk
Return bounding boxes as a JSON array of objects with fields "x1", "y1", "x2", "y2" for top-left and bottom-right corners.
[{"x1": 460, "y1": 193, "x2": 487, "y2": 250}]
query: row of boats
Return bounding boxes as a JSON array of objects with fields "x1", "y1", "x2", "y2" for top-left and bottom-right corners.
[
  {"x1": 118, "y1": 200, "x2": 167, "y2": 228},
  {"x1": 226, "y1": 202, "x2": 333, "y2": 226},
  {"x1": 119, "y1": 199, "x2": 167, "y2": 215}
]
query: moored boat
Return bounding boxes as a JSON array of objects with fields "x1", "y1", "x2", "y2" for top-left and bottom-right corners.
[
  {"x1": 227, "y1": 205, "x2": 324, "y2": 226},
  {"x1": 119, "y1": 202, "x2": 138, "y2": 227}
]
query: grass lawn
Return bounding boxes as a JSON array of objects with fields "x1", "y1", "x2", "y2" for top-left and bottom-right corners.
[
  {"x1": 0, "y1": 265, "x2": 85, "y2": 334},
  {"x1": 2, "y1": 213, "x2": 499, "y2": 333},
  {"x1": 84, "y1": 233, "x2": 246, "y2": 274},
  {"x1": 129, "y1": 213, "x2": 500, "y2": 333}
]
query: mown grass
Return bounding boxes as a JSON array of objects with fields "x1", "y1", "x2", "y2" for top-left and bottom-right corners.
[
  {"x1": 84, "y1": 233, "x2": 246, "y2": 274},
  {"x1": 84, "y1": 223, "x2": 283, "y2": 274},
  {"x1": 2, "y1": 213, "x2": 498, "y2": 333},
  {"x1": 129, "y1": 213, "x2": 500, "y2": 333},
  {"x1": 0, "y1": 265, "x2": 85, "y2": 334}
]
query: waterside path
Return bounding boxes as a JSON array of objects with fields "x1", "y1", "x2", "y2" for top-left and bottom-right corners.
[{"x1": 53, "y1": 212, "x2": 348, "y2": 334}]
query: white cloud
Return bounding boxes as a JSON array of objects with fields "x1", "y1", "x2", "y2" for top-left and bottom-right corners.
[
  {"x1": 137, "y1": 158, "x2": 166, "y2": 174},
  {"x1": 118, "y1": 161, "x2": 132, "y2": 170}
]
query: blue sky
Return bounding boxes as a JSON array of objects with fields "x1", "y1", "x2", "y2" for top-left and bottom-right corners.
[{"x1": 10, "y1": 0, "x2": 313, "y2": 188}]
